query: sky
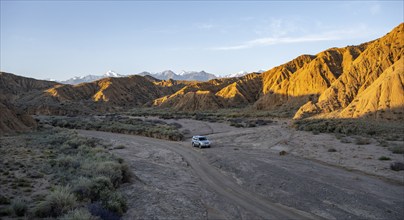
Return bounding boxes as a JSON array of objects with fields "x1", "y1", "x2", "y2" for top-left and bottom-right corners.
[{"x1": 0, "y1": 1, "x2": 403, "y2": 80}]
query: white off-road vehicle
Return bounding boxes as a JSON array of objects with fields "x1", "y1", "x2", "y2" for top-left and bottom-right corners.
[{"x1": 192, "y1": 136, "x2": 211, "y2": 148}]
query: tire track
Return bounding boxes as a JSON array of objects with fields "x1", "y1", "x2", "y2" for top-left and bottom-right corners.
[{"x1": 78, "y1": 130, "x2": 320, "y2": 220}]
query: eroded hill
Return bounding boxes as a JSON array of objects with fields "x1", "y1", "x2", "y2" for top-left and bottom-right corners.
[
  {"x1": 0, "y1": 73, "x2": 187, "y2": 133},
  {"x1": 294, "y1": 23, "x2": 403, "y2": 120},
  {"x1": 152, "y1": 23, "x2": 403, "y2": 120},
  {"x1": 0, "y1": 72, "x2": 59, "y2": 134},
  {"x1": 1, "y1": 23, "x2": 403, "y2": 134},
  {"x1": 152, "y1": 74, "x2": 262, "y2": 110}
]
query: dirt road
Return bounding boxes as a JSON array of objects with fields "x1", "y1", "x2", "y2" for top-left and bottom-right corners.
[
  {"x1": 78, "y1": 119, "x2": 404, "y2": 220},
  {"x1": 80, "y1": 130, "x2": 317, "y2": 219}
]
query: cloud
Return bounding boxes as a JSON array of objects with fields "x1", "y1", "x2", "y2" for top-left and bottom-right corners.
[
  {"x1": 211, "y1": 35, "x2": 334, "y2": 51},
  {"x1": 211, "y1": 25, "x2": 374, "y2": 51}
]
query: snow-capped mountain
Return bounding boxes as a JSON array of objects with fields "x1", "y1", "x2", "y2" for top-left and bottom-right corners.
[
  {"x1": 223, "y1": 71, "x2": 249, "y2": 78},
  {"x1": 221, "y1": 70, "x2": 266, "y2": 78},
  {"x1": 58, "y1": 69, "x2": 266, "y2": 85},
  {"x1": 43, "y1": 78, "x2": 57, "y2": 82},
  {"x1": 59, "y1": 70, "x2": 125, "y2": 85},
  {"x1": 139, "y1": 70, "x2": 216, "y2": 81},
  {"x1": 159, "y1": 70, "x2": 177, "y2": 79},
  {"x1": 103, "y1": 70, "x2": 121, "y2": 77},
  {"x1": 177, "y1": 70, "x2": 217, "y2": 81}
]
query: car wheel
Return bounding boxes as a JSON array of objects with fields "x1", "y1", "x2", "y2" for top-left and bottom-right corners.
[{"x1": 199, "y1": 144, "x2": 202, "y2": 149}]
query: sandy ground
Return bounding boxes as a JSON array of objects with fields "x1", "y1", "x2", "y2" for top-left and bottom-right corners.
[
  {"x1": 78, "y1": 118, "x2": 404, "y2": 219},
  {"x1": 155, "y1": 117, "x2": 403, "y2": 183}
]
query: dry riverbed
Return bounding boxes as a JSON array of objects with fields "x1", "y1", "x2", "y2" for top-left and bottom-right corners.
[{"x1": 79, "y1": 118, "x2": 404, "y2": 219}]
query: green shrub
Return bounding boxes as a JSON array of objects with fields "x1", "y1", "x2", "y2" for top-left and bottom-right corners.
[
  {"x1": 72, "y1": 177, "x2": 93, "y2": 201},
  {"x1": 378, "y1": 156, "x2": 391, "y2": 161},
  {"x1": 389, "y1": 145, "x2": 404, "y2": 154},
  {"x1": 59, "y1": 208, "x2": 96, "y2": 220},
  {"x1": 56, "y1": 155, "x2": 81, "y2": 169},
  {"x1": 94, "y1": 161, "x2": 123, "y2": 186},
  {"x1": 120, "y1": 163, "x2": 132, "y2": 183},
  {"x1": 385, "y1": 142, "x2": 404, "y2": 154},
  {"x1": 34, "y1": 200, "x2": 51, "y2": 217},
  {"x1": 17, "y1": 124, "x2": 132, "y2": 218},
  {"x1": 100, "y1": 191, "x2": 127, "y2": 215},
  {"x1": 89, "y1": 176, "x2": 114, "y2": 201},
  {"x1": 65, "y1": 138, "x2": 85, "y2": 149},
  {"x1": 35, "y1": 186, "x2": 77, "y2": 217},
  {"x1": 279, "y1": 150, "x2": 287, "y2": 156},
  {"x1": 11, "y1": 198, "x2": 27, "y2": 217}
]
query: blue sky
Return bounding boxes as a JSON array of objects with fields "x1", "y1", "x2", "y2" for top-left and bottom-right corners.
[{"x1": 1, "y1": 1, "x2": 403, "y2": 80}]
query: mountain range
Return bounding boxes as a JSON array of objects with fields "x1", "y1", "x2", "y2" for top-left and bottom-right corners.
[
  {"x1": 1, "y1": 23, "x2": 403, "y2": 133},
  {"x1": 58, "y1": 70, "x2": 125, "y2": 85},
  {"x1": 59, "y1": 70, "x2": 255, "y2": 85},
  {"x1": 137, "y1": 70, "x2": 218, "y2": 81}
]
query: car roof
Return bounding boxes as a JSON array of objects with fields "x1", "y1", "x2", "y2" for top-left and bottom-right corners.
[{"x1": 192, "y1": 135, "x2": 207, "y2": 138}]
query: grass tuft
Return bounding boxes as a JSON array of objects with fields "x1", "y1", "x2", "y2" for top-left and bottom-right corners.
[
  {"x1": 35, "y1": 186, "x2": 77, "y2": 217},
  {"x1": 11, "y1": 198, "x2": 27, "y2": 217},
  {"x1": 59, "y1": 208, "x2": 97, "y2": 220},
  {"x1": 378, "y1": 156, "x2": 391, "y2": 161},
  {"x1": 389, "y1": 145, "x2": 404, "y2": 154}
]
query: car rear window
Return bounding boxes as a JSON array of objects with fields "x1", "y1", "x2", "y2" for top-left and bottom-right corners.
[{"x1": 199, "y1": 137, "x2": 207, "y2": 141}]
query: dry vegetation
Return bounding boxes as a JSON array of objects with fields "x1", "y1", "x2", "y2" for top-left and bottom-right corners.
[
  {"x1": 39, "y1": 114, "x2": 184, "y2": 141},
  {"x1": 127, "y1": 108, "x2": 274, "y2": 128},
  {"x1": 294, "y1": 118, "x2": 404, "y2": 156},
  {"x1": 0, "y1": 128, "x2": 131, "y2": 219}
]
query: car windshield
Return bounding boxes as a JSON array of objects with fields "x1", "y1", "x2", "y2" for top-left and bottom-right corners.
[{"x1": 199, "y1": 137, "x2": 207, "y2": 141}]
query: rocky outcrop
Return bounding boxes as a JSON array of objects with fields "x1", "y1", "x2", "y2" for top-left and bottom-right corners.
[
  {"x1": 338, "y1": 58, "x2": 404, "y2": 120},
  {"x1": 255, "y1": 44, "x2": 369, "y2": 112},
  {"x1": 152, "y1": 24, "x2": 403, "y2": 116},
  {"x1": 294, "y1": 23, "x2": 403, "y2": 119},
  {"x1": 216, "y1": 73, "x2": 262, "y2": 107},
  {"x1": 152, "y1": 74, "x2": 261, "y2": 110},
  {"x1": 162, "y1": 90, "x2": 222, "y2": 111}
]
